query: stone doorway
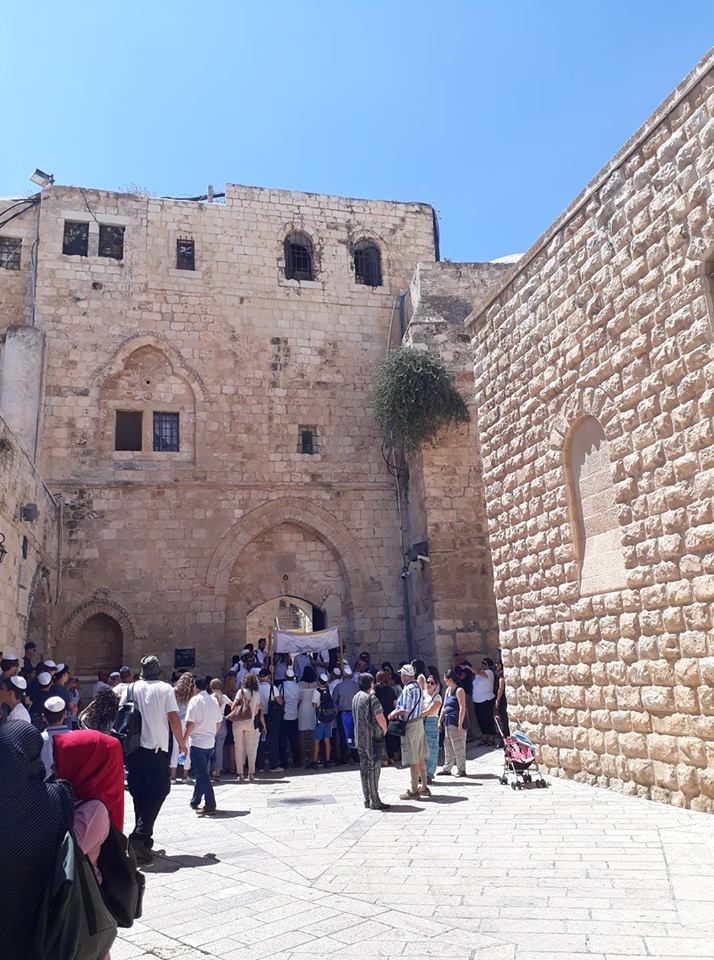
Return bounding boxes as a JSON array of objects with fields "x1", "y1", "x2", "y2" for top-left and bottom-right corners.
[
  {"x1": 246, "y1": 596, "x2": 317, "y2": 638},
  {"x1": 76, "y1": 613, "x2": 123, "y2": 675}
]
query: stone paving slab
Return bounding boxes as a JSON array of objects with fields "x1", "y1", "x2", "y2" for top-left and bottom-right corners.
[{"x1": 116, "y1": 746, "x2": 714, "y2": 960}]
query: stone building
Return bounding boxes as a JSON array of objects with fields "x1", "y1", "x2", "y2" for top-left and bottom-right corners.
[
  {"x1": 1, "y1": 182, "x2": 494, "y2": 678},
  {"x1": 1, "y1": 49, "x2": 713, "y2": 809},
  {"x1": 467, "y1": 49, "x2": 714, "y2": 810}
]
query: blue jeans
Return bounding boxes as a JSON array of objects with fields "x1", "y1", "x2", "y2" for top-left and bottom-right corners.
[{"x1": 189, "y1": 746, "x2": 215, "y2": 811}]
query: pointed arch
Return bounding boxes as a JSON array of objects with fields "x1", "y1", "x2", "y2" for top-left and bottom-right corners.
[
  {"x1": 91, "y1": 331, "x2": 207, "y2": 401},
  {"x1": 206, "y1": 498, "x2": 372, "y2": 599}
]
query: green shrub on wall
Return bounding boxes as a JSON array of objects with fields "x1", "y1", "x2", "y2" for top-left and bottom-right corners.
[{"x1": 371, "y1": 346, "x2": 470, "y2": 452}]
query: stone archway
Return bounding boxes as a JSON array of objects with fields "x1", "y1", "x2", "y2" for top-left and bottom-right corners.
[
  {"x1": 206, "y1": 499, "x2": 375, "y2": 662},
  {"x1": 61, "y1": 590, "x2": 139, "y2": 676}
]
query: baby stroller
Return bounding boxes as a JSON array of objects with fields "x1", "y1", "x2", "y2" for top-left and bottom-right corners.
[{"x1": 495, "y1": 716, "x2": 547, "y2": 790}]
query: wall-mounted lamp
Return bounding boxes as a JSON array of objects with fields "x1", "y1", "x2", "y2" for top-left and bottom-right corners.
[
  {"x1": 20, "y1": 503, "x2": 39, "y2": 522},
  {"x1": 29, "y1": 168, "x2": 54, "y2": 188},
  {"x1": 0, "y1": 532, "x2": 7, "y2": 564}
]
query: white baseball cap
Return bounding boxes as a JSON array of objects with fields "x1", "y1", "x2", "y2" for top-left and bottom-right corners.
[
  {"x1": 44, "y1": 659, "x2": 57, "y2": 669},
  {"x1": 400, "y1": 664, "x2": 416, "y2": 678},
  {"x1": 319, "y1": 673, "x2": 329, "y2": 683},
  {"x1": 55, "y1": 663, "x2": 66, "y2": 672},
  {"x1": 10, "y1": 676, "x2": 27, "y2": 691}
]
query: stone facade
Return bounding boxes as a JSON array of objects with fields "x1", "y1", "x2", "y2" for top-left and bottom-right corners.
[
  {"x1": 1, "y1": 183, "x2": 438, "y2": 675},
  {"x1": 402, "y1": 262, "x2": 506, "y2": 665},
  {"x1": 0, "y1": 415, "x2": 59, "y2": 654},
  {"x1": 467, "y1": 50, "x2": 714, "y2": 810}
]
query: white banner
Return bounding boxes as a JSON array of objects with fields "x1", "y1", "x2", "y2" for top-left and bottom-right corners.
[{"x1": 273, "y1": 626, "x2": 340, "y2": 655}]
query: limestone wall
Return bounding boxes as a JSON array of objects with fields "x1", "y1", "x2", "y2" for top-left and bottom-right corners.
[
  {"x1": 403, "y1": 262, "x2": 506, "y2": 671},
  {"x1": 467, "y1": 52, "x2": 714, "y2": 810},
  {"x1": 0, "y1": 416, "x2": 59, "y2": 655},
  {"x1": 30, "y1": 183, "x2": 436, "y2": 674}
]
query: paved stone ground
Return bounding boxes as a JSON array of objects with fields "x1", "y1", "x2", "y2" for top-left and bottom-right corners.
[{"x1": 114, "y1": 747, "x2": 714, "y2": 960}]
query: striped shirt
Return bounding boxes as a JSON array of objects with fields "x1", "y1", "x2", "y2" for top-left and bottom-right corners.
[{"x1": 395, "y1": 681, "x2": 423, "y2": 720}]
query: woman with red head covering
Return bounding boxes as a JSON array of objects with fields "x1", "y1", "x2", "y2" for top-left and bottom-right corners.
[{"x1": 54, "y1": 728, "x2": 124, "y2": 829}]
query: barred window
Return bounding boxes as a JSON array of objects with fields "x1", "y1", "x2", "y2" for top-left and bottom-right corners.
[
  {"x1": 354, "y1": 240, "x2": 382, "y2": 287},
  {"x1": 176, "y1": 238, "x2": 195, "y2": 270},
  {"x1": 63, "y1": 221, "x2": 89, "y2": 256},
  {"x1": 284, "y1": 231, "x2": 314, "y2": 281},
  {"x1": 299, "y1": 426, "x2": 318, "y2": 455},
  {"x1": 153, "y1": 411, "x2": 180, "y2": 452},
  {"x1": 0, "y1": 237, "x2": 21, "y2": 270},
  {"x1": 98, "y1": 224, "x2": 124, "y2": 260}
]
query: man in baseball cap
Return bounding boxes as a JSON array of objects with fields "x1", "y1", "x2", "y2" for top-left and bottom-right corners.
[{"x1": 22, "y1": 642, "x2": 37, "y2": 679}]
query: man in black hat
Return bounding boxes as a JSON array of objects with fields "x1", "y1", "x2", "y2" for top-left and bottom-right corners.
[{"x1": 120, "y1": 654, "x2": 188, "y2": 863}]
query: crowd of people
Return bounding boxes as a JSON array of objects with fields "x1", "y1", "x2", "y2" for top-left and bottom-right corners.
[{"x1": 1, "y1": 638, "x2": 508, "y2": 822}]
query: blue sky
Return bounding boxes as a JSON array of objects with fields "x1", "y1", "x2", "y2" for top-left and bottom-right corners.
[{"x1": 3, "y1": 2, "x2": 710, "y2": 261}]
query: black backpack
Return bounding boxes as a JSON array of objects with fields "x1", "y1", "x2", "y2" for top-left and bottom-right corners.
[
  {"x1": 111, "y1": 683, "x2": 142, "y2": 758},
  {"x1": 317, "y1": 686, "x2": 336, "y2": 724},
  {"x1": 97, "y1": 822, "x2": 145, "y2": 927}
]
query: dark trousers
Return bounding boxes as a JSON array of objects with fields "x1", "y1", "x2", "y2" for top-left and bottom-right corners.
[
  {"x1": 279, "y1": 718, "x2": 300, "y2": 767},
  {"x1": 266, "y1": 714, "x2": 282, "y2": 769},
  {"x1": 189, "y1": 746, "x2": 215, "y2": 811},
  {"x1": 126, "y1": 747, "x2": 170, "y2": 849}
]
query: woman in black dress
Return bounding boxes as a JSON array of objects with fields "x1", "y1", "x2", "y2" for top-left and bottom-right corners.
[{"x1": 374, "y1": 670, "x2": 399, "y2": 764}]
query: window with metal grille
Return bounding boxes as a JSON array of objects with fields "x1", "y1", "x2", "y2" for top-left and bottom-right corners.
[
  {"x1": 354, "y1": 241, "x2": 382, "y2": 287},
  {"x1": 0, "y1": 237, "x2": 21, "y2": 270},
  {"x1": 63, "y1": 221, "x2": 89, "y2": 256},
  {"x1": 176, "y1": 238, "x2": 195, "y2": 270},
  {"x1": 98, "y1": 224, "x2": 125, "y2": 260},
  {"x1": 115, "y1": 411, "x2": 143, "y2": 451},
  {"x1": 299, "y1": 426, "x2": 318, "y2": 455},
  {"x1": 153, "y1": 412, "x2": 180, "y2": 452},
  {"x1": 284, "y1": 232, "x2": 314, "y2": 281}
]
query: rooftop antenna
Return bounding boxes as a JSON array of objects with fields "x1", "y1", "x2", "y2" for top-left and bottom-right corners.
[{"x1": 207, "y1": 184, "x2": 214, "y2": 203}]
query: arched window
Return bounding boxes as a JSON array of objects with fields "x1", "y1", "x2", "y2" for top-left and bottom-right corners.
[
  {"x1": 284, "y1": 231, "x2": 314, "y2": 281},
  {"x1": 353, "y1": 240, "x2": 382, "y2": 287},
  {"x1": 567, "y1": 416, "x2": 626, "y2": 595}
]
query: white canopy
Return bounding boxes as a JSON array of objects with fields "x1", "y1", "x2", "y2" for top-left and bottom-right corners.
[{"x1": 273, "y1": 626, "x2": 339, "y2": 655}]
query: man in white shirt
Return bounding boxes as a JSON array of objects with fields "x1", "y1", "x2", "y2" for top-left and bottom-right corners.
[
  {"x1": 278, "y1": 668, "x2": 301, "y2": 768},
  {"x1": 0, "y1": 676, "x2": 31, "y2": 723},
  {"x1": 184, "y1": 676, "x2": 223, "y2": 815},
  {"x1": 120, "y1": 655, "x2": 188, "y2": 862},
  {"x1": 113, "y1": 665, "x2": 133, "y2": 701},
  {"x1": 255, "y1": 638, "x2": 268, "y2": 668},
  {"x1": 39, "y1": 696, "x2": 72, "y2": 779}
]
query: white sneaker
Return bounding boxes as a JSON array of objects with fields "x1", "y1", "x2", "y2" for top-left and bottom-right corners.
[{"x1": 270, "y1": 767, "x2": 285, "y2": 773}]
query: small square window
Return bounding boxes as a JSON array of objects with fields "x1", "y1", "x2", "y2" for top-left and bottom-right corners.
[
  {"x1": 115, "y1": 411, "x2": 142, "y2": 451},
  {"x1": 176, "y1": 238, "x2": 195, "y2": 270},
  {"x1": 299, "y1": 427, "x2": 318, "y2": 455},
  {"x1": 153, "y1": 412, "x2": 180, "y2": 452},
  {"x1": 63, "y1": 221, "x2": 89, "y2": 256},
  {"x1": 98, "y1": 224, "x2": 124, "y2": 260},
  {"x1": 0, "y1": 237, "x2": 21, "y2": 270}
]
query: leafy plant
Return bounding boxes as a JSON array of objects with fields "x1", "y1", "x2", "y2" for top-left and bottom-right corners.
[{"x1": 371, "y1": 346, "x2": 470, "y2": 452}]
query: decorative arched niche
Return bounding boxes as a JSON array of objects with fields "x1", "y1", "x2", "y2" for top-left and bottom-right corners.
[
  {"x1": 565, "y1": 415, "x2": 627, "y2": 595},
  {"x1": 97, "y1": 343, "x2": 197, "y2": 463}
]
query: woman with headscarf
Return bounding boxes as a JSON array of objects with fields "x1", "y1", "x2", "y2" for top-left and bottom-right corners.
[
  {"x1": 53, "y1": 729, "x2": 124, "y2": 960},
  {"x1": 0, "y1": 721, "x2": 73, "y2": 960}
]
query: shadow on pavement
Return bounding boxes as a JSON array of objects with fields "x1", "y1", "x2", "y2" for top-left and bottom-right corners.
[
  {"x1": 425, "y1": 794, "x2": 469, "y2": 804},
  {"x1": 144, "y1": 852, "x2": 219, "y2": 874},
  {"x1": 385, "y1": 803, "x2": 425, "y2": 812}
]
